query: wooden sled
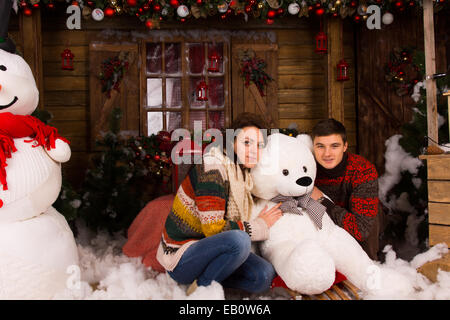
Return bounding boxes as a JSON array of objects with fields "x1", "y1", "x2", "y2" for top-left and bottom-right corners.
[{"x1": 282, "y1": 280, "x2": 362, "y2": 300}]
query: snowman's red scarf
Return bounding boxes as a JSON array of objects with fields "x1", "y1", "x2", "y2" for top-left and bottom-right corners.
[{"x1": 0, "y1": 112, "x2": 69, "y2": 191}]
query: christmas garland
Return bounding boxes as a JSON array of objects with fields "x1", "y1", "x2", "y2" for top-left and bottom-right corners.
[
  {"x1": 99, "y1": 52, "x2": 130, "y2": 98},
  {"x1": 17, "y1": 0, "x2": 449, "y2": 28},
  {"x1": 239, "y1": 49, "x2": 273, "y2": 96},
  {"x1": 384, "y1": 47, "x2": 424, "y2": 97}
]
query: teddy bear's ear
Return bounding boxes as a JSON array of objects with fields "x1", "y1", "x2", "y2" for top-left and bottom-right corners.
[{"x1": 296, "y1": 134, "x2": 313, "y2": 151}]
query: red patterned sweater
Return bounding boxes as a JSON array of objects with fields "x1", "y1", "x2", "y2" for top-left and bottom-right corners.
[{"x1": 315, "y1": 152, "x2": 382, "y2": 260}]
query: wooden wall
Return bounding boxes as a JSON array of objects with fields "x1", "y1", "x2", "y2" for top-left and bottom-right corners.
[
  {"x1": 8, "y1": 12, "x2": 357, "y2": 188},
  {"x1": 357, "y1": 8, "x2": 449, "y2": 174}
]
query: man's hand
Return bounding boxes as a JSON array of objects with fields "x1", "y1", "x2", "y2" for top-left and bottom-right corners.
[{"x1": 311, "y1": 186, "x2": 324, "y2": 200}]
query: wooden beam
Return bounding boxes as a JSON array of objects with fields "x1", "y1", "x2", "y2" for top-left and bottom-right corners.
[
  {"x1": 326, "y1": 17, "x2": 344, "y2": 123},
  {"x1": 423, "y1": 0, "x2": 438, "y2": 145},
  {"x1": 19, "y1": 9, "x2": 44, "y2": 110}
]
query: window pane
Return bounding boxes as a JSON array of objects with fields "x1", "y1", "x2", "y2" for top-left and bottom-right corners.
[
  {"x1": 147, "y1": 78, "x2": 162, "y2": 107},
  {"x1": 146, "y1": 43, "x2": 162, "y2": 74},
  {"x1": 166, "y1": 112, "x2": 182, "y2": 132},
  {"x1": 208, "y1": 77, "x2": 224, "y2": 108},
  {"x1": 166, "y1": 78, "x2": 182, "y2": 108},
  {"x1": 189, "y1": 111, "x2": 207, "y2": 131},
  {"x1": 207, "y1": 43, "x2": 224, "y2": 74},
  {"x1": 187, "y1": 43, "x2": 205, "y2": 74},
  {"x1": 189, "y1": 77, "x2": 206, "y2": 109},
  {"x1": 208, "y1": 111, "x2": 225, "y2": 130},
  {"x1": 148, "y1": 112, "x2": 163, "y2": 136},
  {"x1": 165, "y1": 43, "x2": 181, "y2": 75}
]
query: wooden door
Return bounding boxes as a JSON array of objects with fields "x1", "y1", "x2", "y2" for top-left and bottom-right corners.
[
  {"x1": 231, "y1": 43, "x2": 279, "y2": 127},
  {"x1": 89, "y1": 42, "x2": 140, "y2": 150}
]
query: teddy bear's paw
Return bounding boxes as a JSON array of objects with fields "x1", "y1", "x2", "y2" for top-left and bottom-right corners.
[{"x1": 278, "y1": 240, "x2": 336, "y2": 295}]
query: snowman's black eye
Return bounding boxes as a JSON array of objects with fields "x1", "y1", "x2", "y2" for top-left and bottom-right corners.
[
  {"x1": 0, "y1": 65, "x2": 6, "y2": 71},
  {"x1": 303, "y1": 166, "x2": 307, "y2": 173},
  {"x1": 282, "y1": 169, "x2": 289, "y2": 176}
]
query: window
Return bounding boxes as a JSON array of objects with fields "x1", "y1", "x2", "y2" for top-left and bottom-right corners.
[{"x1": 142, "y1": 39, "x2": 230, "y2": 136}]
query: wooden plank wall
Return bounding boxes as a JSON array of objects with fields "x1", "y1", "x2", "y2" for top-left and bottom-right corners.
[
  {"x1": 9, "y1": 13, "x2": 357, "y2": 188},
  {"x1": 276, "y1": 20, "x2": 357, "y2": 153}
]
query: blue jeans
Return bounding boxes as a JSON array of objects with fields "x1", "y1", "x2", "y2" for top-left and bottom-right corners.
[{"x1": 167, "y1": 230, "x2": 276, "y2": 293}]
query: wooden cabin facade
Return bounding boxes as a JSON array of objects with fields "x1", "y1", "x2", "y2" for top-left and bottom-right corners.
[{"x1": 6, "y1": 7, "x2": 449, "y2": 188}]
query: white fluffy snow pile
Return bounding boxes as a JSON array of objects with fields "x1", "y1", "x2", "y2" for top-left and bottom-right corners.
[{"x1": 52, "y1": 222, "x2": 450, "y2": 300}]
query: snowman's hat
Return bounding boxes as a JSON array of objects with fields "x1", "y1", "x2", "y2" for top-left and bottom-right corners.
[{"x1": 0, "y1": 0, "x2": 16, "y2": 54}]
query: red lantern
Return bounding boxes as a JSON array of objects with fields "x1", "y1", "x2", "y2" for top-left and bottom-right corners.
[
  {"x1": 207, "y1": 51, "x2": 220, "y2": 72},
  {"x1": 315, "y1": 31, "x2": 327, "y2": 54},
  {"x1": 196, "y1": 80, "x2": 208, "y2": 101},
  {"x1": 336, "y1": 59, "x2": 349, "y2": 81},
  {"x1": 61, "y1": 49, "x2": 74, "y2": 70}
]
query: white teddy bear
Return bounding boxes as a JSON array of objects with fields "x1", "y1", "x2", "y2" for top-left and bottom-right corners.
[
  {"x1": 0, "y1": 2, "x2": 79, "y2": 299},
  {"x1": 250, "y1": 133, "x2": 414, "y2": 298}
]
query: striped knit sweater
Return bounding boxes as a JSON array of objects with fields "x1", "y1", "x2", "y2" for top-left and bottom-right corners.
[
  {"x1": 315, "y1": 152, "x2": 383, "y2": 260},
  {"x1": 156, "y1": 147, "x2": 269, "y2": 272}
]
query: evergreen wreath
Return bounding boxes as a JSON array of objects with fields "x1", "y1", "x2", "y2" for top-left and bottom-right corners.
[
  {"x1": 238, "y1": 49, "x2": 273, "y2": 97},
  {"x1": 384, "y1": 47, "x2": 424, "y2": 97},
  {"x1": 99, "y1": 52, "x2": 130, "y2": 98}
]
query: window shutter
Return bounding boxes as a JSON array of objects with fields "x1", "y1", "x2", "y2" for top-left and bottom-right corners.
[
  {"x1": 89, "y1": 42, "x2": 140, "y2": 150},
  {"x1": 231, "y1": 43, "x2": 278, "y2": 127}
]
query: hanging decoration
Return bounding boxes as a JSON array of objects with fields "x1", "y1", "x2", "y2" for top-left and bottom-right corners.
[
  {"x1": 17, "y1": 1, "x2": 448, "y2": 28},
  {"x1": 336, "y1": 59, "x2": 349, "y2": 81},
  {"x1": 384, "y1": 47, "x2": 424, "y2": 96},
  {"x1": 314, "y1": 19, "x2": 327, "y2": 54},
  {"x1": 61, "y1": 48, "x2": 74, "y2": 70},
  {"x1": 98, "y1": 52, "x2": 130, "y2": 98},
  {"x1": 238, "y1": 49, "x2": 273, "y2": 97},
  {"x1": 207, "y1": 51, "x2": 221, "y2": 72},
  {"x1": 196, "y1": 79, "x2": 208, "y2": 101}
]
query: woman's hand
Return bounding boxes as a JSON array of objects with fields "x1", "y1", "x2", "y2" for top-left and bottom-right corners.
[{"x1": 258, "y1": 202, "x2": 283, "y2": 228}]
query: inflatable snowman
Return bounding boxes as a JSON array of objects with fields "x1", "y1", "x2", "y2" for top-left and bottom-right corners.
[{"x1": 0, "y1": 1, "x2": 79, "y2": 299}]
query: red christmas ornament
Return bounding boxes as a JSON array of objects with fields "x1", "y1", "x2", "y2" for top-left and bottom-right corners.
[
  {"x1": 32, "y1": 3, "x2": 40, "y2": 8},
  {"x1": 23, "y1": 7, "x2": 32, "y2": 16},
  {"x1": 395, "y1": 0, "x2": 404, "y2": 8},
  {"x1": 315, "y1": 31, "x2": 327, "y2": 54},
  {"x1": 145, "y1": 19, "x2": 154, "y2": 29},
  {"x1": 46, "y1": 2, "x2": 55, "y2": 9},
  {"x1": 266, "y1": 18, "x2": 274, "y2": 25},
  {"x1": 154, "y1": 155, "x2": 161, "y2": 161},
  {"x1": 267, "y1": 10, "x2": 276, "y2": 18},
  {"x1": 196, "y1": 80, "x2": 208, "y2": 101},
  {"x1": 353, "y1": 14, "x2": 362, "y2": 23},
  {"x1": 315, "y1": 7, "x2": 325, "y2": 16},
  {"x1": 208, "y1": 51, "x2": 220, "y2": 72},
  {"x1": 277, "y1": 8, "x2": 284, "y2": 15},
  {"x1": 127, "y1": 0, "x2": 138, "y2": 6},
  {"x1": 245, "y1": 5, "x2": 252, "y2": 13},
  {"x1": 349, "y1": 1, "x2": 358, "y2": 8},
  {"x1": 408, "y1": 1, "x2": 415, "y2": 6},
  {"x1": 86, "y1": 1, "x2": 95, "y2": 7},
  {"x1": 337, "y1": 59, "x2": 349, "y2": 81},
  {"x1": 61, "y1": 49, "x2": 74, "y2": 70},
  {"x1": 20, "y1": 1, "x2": 27, "y2": 8},
  {"x1": 153, "y1": 4, "x2": 162, "y2": 11},
  {"x1": 170, "y1": 0, "x2": 180, "y2": 7},
  {"x1": 104, "y1": 7, "x2": 115, "y2": 17},
  {"x1": 142, "y1": 4, "x2": 150, "y2": 10},
  {"x1": 197, "y1": 0, "x2": 203, "y2": 4}
]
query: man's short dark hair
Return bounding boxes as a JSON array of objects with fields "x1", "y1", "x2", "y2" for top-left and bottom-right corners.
[{"x1": 311, "y1": 118, "x2": 347, "y2": 144}]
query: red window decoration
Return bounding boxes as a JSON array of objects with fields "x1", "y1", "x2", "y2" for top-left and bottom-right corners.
[
  {"x1": 207, "y1": 51, "x2": 220, "y2": 72},
  {"x1": 315, "y1": 31, "x2": 327, "y2": 54},
  {"x1": 196, "y1": 79, "x2": 208, "y2": 101},
  {"x1": 61, "y1": 49, "x2": 74, "y2": 70},
  {"x1": 336, "y1": 59, "x2": 349, "y2": 81}
]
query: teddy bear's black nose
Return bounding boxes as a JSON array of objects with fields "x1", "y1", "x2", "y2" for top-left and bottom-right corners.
[{"x1": 296, "y1": 176, "x2": 313, "y2": 187}]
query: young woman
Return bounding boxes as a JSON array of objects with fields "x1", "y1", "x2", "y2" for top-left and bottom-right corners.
[{"x1": 156, "y1": 113, "x2": 282, "y2": 294}]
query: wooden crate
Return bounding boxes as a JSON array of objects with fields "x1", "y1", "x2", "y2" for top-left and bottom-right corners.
[{"x1": 420, "y1": 154, "x2": 450, "y2": 247}]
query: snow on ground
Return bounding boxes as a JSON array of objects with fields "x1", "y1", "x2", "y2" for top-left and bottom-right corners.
[{"x1": 53, "y1": 221, "x2": 450, "y2": 300}]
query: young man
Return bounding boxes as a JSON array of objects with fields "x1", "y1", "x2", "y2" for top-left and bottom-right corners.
[{"x1": 310, "y1": 118, "x2": 383, "y2": 260}]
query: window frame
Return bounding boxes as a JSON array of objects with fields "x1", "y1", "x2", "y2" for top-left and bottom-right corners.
[{"x1": 139, "y1": 36, "x2": 231, "y2": 136}]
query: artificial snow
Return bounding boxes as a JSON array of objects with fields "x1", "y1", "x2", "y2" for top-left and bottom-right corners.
[{"x1": 52, "y1": 221, "x2": 450, "y2": 300}]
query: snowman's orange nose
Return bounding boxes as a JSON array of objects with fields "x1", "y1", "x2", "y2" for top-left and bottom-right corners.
[{"x1": 0, "y1": 84, "x2": 2, "y2": 91}]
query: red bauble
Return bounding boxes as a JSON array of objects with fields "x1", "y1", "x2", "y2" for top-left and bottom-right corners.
[
  {"x1": 169, "y1": 0, "x2": 179, "y2": 7},
  {"x1": 196, "y1": 0, "x2": 203, "y2": 4},
  {"x1": 315, "y1": 7, "x2": 325, "y2": 16},
  {"x1": 245, "y1": 5, "x2": 251, "y2": 13},
  {"x1": 20, "y1": 1, "x2": 27, "y2": 8},
  {"x1": 266, "y1": 18, "x2": 274, "y2": 25},
  {"x1": 104, "y1": 7, "x2": 115, "y2": 17},
  {"x1": 267, "y1": 10, "x2": 276, "y2": 18},
  {"x1": 395, "y1": 0, "x2": 404, "y2": 8},
  {"x1": 142, "y1": 4, "x2": 150, "y2": 11},
  {"x1": 277, "y1": 8, "x2": 284, "y2": 15},
  {"x1": 353, "y1": 14, "x2": 362, "y2": 23},
  {"x1": 127, "y1": 0, "x2": 138, "y2": 6},
  {"x1": 145, "y1": 19, "x2": 153, "y2": 29},
  {"x1": 23, "y1": 7, "x2": 32, "y2": 16},
  {"x1": 32, "y1": 3, "x2": 40, "y2": 8},
  {"x1": 153, "y1": 4, "x2": 161, "y2": 11},
  {"x1": 350, "y1": 1, "x2": 357, "y2": 8},
  {"x1": 154, "y1": 155, "x2": 161, "y2": 161},
  {"x1": 47, "y1": 3, "x2": 55, "y2": 9}
]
